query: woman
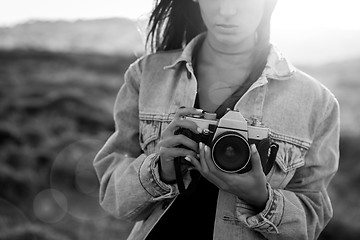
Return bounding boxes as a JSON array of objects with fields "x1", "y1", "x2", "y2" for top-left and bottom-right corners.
[{"x1": 94, "y1": 0, "x2": 340, "y2": 239}]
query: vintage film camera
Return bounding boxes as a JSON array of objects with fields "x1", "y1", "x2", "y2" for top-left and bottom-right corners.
[{"x1": 176, "y1": 110, "x2": 278, "y2": 174}]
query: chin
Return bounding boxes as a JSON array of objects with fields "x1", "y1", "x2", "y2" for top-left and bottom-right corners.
[{"x1": 214, "y1": 33, "x2": 247, "y2": 47}]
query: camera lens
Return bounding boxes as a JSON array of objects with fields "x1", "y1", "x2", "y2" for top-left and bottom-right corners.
[{"x1": 212, "y1": 132, "x2": 250, "y2": 173}]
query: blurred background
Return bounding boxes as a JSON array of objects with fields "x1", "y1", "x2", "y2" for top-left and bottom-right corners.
[{"x1": 0, "y1": 0, "x2": 359, "y2": 239}]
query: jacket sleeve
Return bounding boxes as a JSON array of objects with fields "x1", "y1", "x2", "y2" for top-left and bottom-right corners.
[
  {"x1": 236, "y1": 96, "x2": 340, "y2": 239},
  {"x1": 93, "y1": 60, "x2": 178, "y2": 222}
]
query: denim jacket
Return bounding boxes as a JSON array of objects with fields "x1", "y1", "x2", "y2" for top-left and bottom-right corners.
[{"x1": 94, "y1": 34, "x2": 340, "y2": 240}]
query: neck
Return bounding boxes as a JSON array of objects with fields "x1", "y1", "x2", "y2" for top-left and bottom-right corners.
[{"x1": 199, "y1": 33, "x2": 256, "y2": 69}]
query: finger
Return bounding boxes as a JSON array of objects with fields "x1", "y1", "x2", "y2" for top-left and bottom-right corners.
[
  {"x1": 199, "y1": 143, "x2": 222, "y2": 179},
  {"x1": 174, "y1": 107, "x2": 204, "y2": 118},
  {"x1": 198, "y1": 142, "x2": 210, "y2": 173},
  {"x1": 250, "y1": 144, "x2": 263, "y2": 172},
  {"x1": 162, "y1": 107, "x2": 205, "y2": 139},
  {"x1": 163, "y1": 118, "x2": 203, "y2": 138},
  {"x1": 203, "y1": 145, "x2": 218, "y2": 172},
  {"x1": 175, "y1": 118, "x2": 204, "y2": 135},
  {"x1": 186, "y1": 155, "x2": 201, "y2": 171},
  {"x1": 158, "y1": 134, "x2": 199, "y2": 152},
  {"x1": 202, "y1": 144, "x2": 223, "y2": 175},
  {"x1": 199, "y1": 143, "x2": 229, "y2": 188},
  {"x1": 159, "y1": 146, "x2": 197, "y2": 162},
  {"x1": 187, "y1": 142, "x2": 207, "y2": 173},
  {"x1": 204, "y1": 145, "x2": 230, "y2": 182}
]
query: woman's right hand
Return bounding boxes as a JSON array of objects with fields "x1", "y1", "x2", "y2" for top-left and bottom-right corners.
[{"x1": 157, "y1": 107, "x2": 204, "y2": 183}]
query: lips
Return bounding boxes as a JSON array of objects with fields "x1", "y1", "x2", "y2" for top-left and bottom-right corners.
[
  {"x1": 216, "y1": 23, "x2": 238, "y2": 28},
  {"x1": 215, "y1": 23, "x2": 239, "y2": 34}
]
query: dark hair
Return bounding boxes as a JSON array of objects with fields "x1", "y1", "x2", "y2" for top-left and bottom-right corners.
[
  {"x1": 146, "y1": 0, "x2": 205, "y2": 52},
  {"x1": 146, "y1": 0, "x2": 277, "y2": 88}
]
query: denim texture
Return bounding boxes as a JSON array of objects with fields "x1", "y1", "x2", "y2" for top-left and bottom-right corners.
[{"x1": 93, "y1": 34, "x2": 340, "y2": 240}]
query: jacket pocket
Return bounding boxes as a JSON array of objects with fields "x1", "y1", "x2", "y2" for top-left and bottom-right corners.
[
  {"x1": 267, "y1": 132, "x2": 311, "y2": 189},
  {"x1": 274, "y1": 141, "x2": 308, "y2": 173}
]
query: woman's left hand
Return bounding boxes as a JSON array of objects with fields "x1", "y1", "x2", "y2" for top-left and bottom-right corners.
[{"x1": 189, "y1": 142, "x2": 269, "y2": 211}]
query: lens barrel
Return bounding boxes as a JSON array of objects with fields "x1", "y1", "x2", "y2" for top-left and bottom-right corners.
[{"x1": 211, "y1": 132, "x2": 251, "y2": 173}]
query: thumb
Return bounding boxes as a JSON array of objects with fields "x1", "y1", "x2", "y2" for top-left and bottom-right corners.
[{"x1": 250, "y1": 144, "x2": 264, "y2": 172}]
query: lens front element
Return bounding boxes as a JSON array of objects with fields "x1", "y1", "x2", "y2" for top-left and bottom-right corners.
[{"x1": 212, "y1": 132, "x2": 250, "y2": 173}]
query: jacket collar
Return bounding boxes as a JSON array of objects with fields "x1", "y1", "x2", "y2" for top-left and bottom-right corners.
[
  {"x1": 163, "y1": 33, "x2": 206, "y2": 70},
  {"x1": 163, "y1": 32, "x2": 296, "y2": 81},
  {"x1": 265, "y1": 45, "x2": 296, "y2": 80}
]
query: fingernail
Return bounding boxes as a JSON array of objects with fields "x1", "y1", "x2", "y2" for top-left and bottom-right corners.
[
  {"x1": 196, "y1": 108, "x2": 204, "y2": 113},
  {"x1": 196, "y1": 154, "x2": 200, "y2": 158},
  {"x1": 199, "y1": 142, "x2": 203, "y2": 149},
  {"x1": 185, "y1": 156, "x2": 192, "y2": 162},
  {"x1": 197, "y1": 127, "x2": 203, "y2": 133},
  {"x1": 205, "y1": 145, "x2": 209, "y2": 153},
  {"x1": 251, "y1": 144, "x2": 257, "y2": 152}
]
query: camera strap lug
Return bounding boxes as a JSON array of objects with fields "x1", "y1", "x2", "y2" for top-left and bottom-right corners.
[{"x1": 264, "y1": 143, "x2": 279, "y2": 175}]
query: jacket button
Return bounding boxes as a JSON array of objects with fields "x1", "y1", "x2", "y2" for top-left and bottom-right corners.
[{"x1": 250, "y1": 218, "x2": 259, "y2": 225}]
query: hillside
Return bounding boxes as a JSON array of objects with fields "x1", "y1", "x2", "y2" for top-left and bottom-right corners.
[{"x1": 0, "y1": 18, "x2": 145, "y2": 56}]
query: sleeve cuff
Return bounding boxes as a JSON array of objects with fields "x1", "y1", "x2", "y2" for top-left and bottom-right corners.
[
  {"x1": 138, "y1": 153, "x2": 191, "y2": 201},
  {"x1": 236, "y1": 183, "x2": 284, "y2": 234}
]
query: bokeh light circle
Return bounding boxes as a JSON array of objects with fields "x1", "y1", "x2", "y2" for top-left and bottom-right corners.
[{"x1": 33, "y1": 189, "x2": 68, "y2": 224}]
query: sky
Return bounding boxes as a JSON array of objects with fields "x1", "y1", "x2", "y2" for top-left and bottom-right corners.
[{"x1": 0, "y1": 0, "x2": 360, "y2": 30}]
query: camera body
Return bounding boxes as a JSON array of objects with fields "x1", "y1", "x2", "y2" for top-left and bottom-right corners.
[{"x1": 176, "y1": 110, "x2": 272, "y2": 174}]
